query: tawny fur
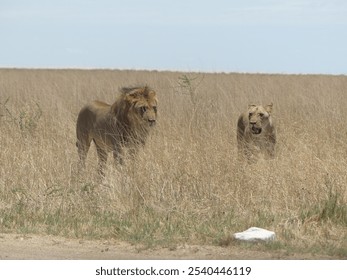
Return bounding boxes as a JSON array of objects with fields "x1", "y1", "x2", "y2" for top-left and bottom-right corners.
[
  {"x1": 76, "y1": 86, "x2": 158, "y2": 176},
  {"x1": 237, "y1": 103, "x2": 276, "y2": 161}
]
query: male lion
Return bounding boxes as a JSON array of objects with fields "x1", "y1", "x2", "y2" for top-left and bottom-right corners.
[
  {"x1": 76, "y1": 86, "x2": 158, "y2": 176},
  {"x1": 237, "y1": 103, "x2": 276, "y2": 161}
]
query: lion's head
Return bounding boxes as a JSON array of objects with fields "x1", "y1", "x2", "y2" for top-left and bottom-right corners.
[
  {"x1": 247, "y1": 103, "x2": 273, "y2": 135},
  {"x1": 118, "y1": 86, "x2": 158, "y2": 127}
]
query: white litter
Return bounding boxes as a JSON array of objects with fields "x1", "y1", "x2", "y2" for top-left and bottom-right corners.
[{"x1": 233, "y1": 227, "x2": 276, "y2": 242}]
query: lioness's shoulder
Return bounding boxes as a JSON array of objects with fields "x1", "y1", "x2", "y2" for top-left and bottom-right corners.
[{"x1": 237, "y1": 112, "x2": 248, "y2": 131}]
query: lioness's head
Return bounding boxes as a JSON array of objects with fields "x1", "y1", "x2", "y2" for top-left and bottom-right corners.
[
  {"x1": 248, "y1": 103, "x2": 273, "y2": 135},
  {"x1": 122, "y1": 86, "x2": 158, "y2": 126}
]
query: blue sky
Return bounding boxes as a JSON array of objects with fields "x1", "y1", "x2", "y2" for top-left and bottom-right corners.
[{"x1": 1, "y1": 0, "x2": 347, "y2": 74}]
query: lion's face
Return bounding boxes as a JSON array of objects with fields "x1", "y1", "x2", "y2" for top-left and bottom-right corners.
[
  {"x1": 248, "y1": 103, "x2": 273, "y2": 135},
  {"x1": 135, "y1": 100, "x2": 157, "y2": 126},
  {"x1": 125, "y1": 87, "x2": 158, "y2": 127}
]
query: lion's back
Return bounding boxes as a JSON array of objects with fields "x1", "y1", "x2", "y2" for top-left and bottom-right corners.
[{"x1": 76, "y1": 100, "x2": 111, "y2": 138}]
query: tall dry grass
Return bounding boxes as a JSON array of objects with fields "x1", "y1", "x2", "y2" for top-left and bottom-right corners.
[{"x1": 0, "y1": 69, "x2": 346, "y2": 257}]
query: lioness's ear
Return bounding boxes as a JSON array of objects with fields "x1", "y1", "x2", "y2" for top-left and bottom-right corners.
[
  {"x1": 265, "y1": 103, "x2": 273, "y2": 113},
  {"x1": 248, "y1": 104, "x2": 256, "y2": 110}
]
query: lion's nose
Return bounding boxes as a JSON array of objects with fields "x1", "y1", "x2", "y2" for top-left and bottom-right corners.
[{"x1": 148, "y1": 119, "x2": 156, "y2": 125}]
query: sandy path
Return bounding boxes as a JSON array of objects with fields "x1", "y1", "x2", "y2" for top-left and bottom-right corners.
[{"x1": 0, "y1": 233, "x2": 335, "y2": 260}]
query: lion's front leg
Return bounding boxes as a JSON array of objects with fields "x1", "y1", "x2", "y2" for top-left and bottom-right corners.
[
  {"x1": 95, "y1": 145, "x2": 108, "y2": 177},
  {"x1": 265, "y1": 134, "x2": 276, "y2": 159},
  {"x1": 113, "y1": 144, "x2": 124, "y2": 165},
  {"x1": 128, "y1": 145, "x2": 139, "y2": 161},
  {"x1": 265, "y1": 142, "x2": 275, "y2": 159},
  {"x1": 237, "y1": 140, "x2": 253, "y2": 162}
]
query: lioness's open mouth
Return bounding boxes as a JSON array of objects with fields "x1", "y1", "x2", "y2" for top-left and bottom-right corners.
[{"x1": 251, "y1": 127, "x2": 262, "y2": 134}]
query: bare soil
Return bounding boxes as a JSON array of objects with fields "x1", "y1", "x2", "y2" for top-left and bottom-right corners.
[{"x1": 0, "y1": 234, "x2": 336, "y2": 260}]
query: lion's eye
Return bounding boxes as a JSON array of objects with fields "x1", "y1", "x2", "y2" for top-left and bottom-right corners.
[
  {"x1": 153, "y1": 106, "x2": 157, "y2": 113},
  {"x1": 259, "y1": 113, "x2": 264, "y2": 117},
  {"x1": 140, "y1": 106, "x2": 147, "y2": 113}
]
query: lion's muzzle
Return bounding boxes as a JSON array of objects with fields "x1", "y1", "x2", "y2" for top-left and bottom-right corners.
[
  {"x1": 251, "y1": 126, "x2": 262, "y2": 134},
  {"x1": 148, "y1": 119, "x2": 156, "y2": 126}
]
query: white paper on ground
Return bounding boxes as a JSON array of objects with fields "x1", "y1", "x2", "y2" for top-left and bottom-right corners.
[{"x1": 233, "y1": 227, "x2": 276, "y2": 242}]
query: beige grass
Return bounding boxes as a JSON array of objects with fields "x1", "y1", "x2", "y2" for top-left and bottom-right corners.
[{"x1": 0, "y1": 69, "x2": 346, "y2": 257}]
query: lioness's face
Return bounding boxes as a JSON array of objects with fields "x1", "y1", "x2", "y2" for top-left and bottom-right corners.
[{"x1": 248, "y1": 104, "x2": 272, "y2": 135}]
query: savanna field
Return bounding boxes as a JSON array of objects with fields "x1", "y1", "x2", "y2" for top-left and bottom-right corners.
[{"x1": 0, "y1": 69, "x2": 346, "y2": 258}]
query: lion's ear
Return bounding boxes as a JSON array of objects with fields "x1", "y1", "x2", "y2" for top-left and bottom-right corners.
[
  {"x1": 146, "y1": 90, "x2": 157, "y2": 100},
  {"x1": 125, "y1": 91, "x2": 141, "y2": 104},
  {"x1": 265, "y1": 103, "x2": 273, "y2": 113},
  {"x1": 248, "y1": 104, "x2": 256, "y2": 110}
]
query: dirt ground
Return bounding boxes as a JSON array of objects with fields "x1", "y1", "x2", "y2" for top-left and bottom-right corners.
[{"x1": 0, "y1": 233, "x2": 337, "y2": 260}]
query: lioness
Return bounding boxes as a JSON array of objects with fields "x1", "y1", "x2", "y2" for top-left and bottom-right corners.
[
  {"x1": 76, "y1": 86, "x2": 157, "y2": 176},
  {"x1": 237, "y1": 103, "x2": 276, "y2": 161}
]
